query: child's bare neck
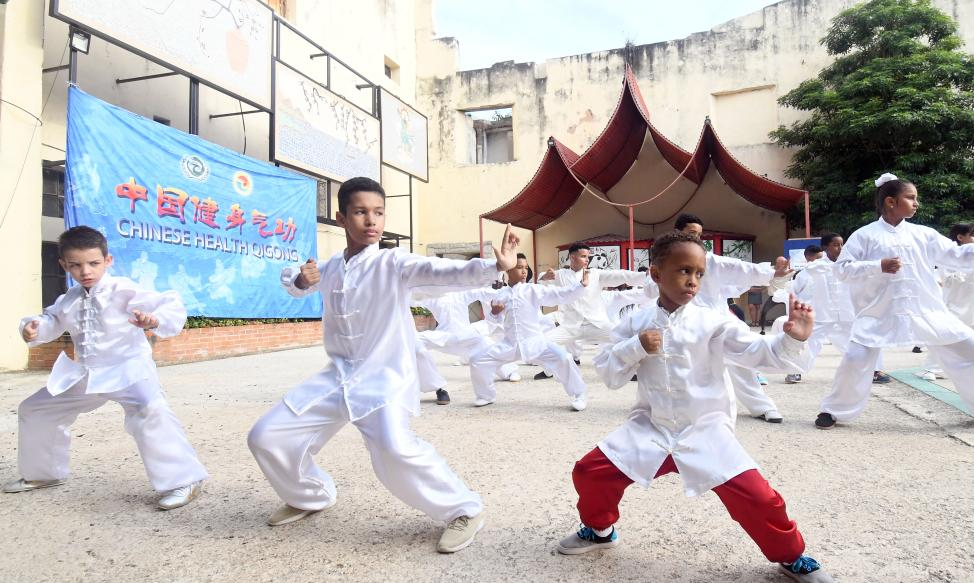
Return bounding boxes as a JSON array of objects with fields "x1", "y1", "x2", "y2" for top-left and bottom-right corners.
[{"x1": 882, "y1": 212, "x2": 905, "y2": 226}]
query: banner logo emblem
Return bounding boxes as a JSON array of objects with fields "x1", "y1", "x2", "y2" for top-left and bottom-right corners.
[
  {"x1": 233, "y1": 171, "x2": 254, "y2": 196},
  {"x1": 180, "y1": 155, "x2": 210, "y2": 182}
]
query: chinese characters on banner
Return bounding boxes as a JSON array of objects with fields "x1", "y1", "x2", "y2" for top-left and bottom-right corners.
[{"x1": 65, "y1": 87, "x2": 321, "y2": 318}]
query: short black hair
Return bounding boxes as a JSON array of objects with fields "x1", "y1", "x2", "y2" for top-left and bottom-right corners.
[
  {"x1": 803, "y1": 244, "x2": 823, "y2": 258},
  {"x1": 948, "y1": 223, "x2": 973, "y2": 244},
  {"x1": 58, "y1": 226, "x2": 108, "y2": 258},
  {"x1": 637, "y1": 265, "x2": 648, "y2": 272},
  {"x1": 338, "y1": 177, "x2": 385, "y2": 215},
  {"x1": 650, "y1": 231, "x2": 706, "y2": 266},
  {"x1": 568, "y1": 243, "x2": 590, "y2": 255},
  {"x1": 516, "y1": 252, "x2": 528, "y2": 260},
  {"x1": 875, "y1": 178, "x2": 914, "y2": 215},
  {"x1": 820, "y1": 233, "x2": 842, "y2": 247},
  {"x1": 675, "y1": 213, "x2": 704, "y2": 231}
]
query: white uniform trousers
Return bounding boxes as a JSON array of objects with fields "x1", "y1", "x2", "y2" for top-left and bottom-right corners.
[
  {"x1": 247, "y1": 390, "x2": 483, "y2": 522},
  {"x1": 784, "y1": 321, "x2": 853, "y2": 375},
  {"x1": 726, "y1": 364, "x2": 779, "y2": 416},
  {"x1": 470, "y1": 341, "x2": 585, "y2": 402},
  {"x1": 17, "y1": 378, "x2": 209, "y2": 492},
  {"x1": 416, "y1": 335, "x2": 518, "y2": 393},
  {"x1": 821, "y1": 338, "x2": 974, "y2": 421},
  {"x1": 545, "y1": 322, "x2": 612, "y2": 359},
  {"x1": 416, "y1": 343, "x2": 448, "y2": 392}
]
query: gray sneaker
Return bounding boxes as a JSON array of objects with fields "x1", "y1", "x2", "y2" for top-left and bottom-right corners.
[
  {"x1": 2, "y1": 478, "x2": 67, "y2": 493},
  {"x1": 785, "y1": 374, "x2": 802, "y2": 384},
  {"x1": 556, "y1": 525, "x2": 618, "y2": 555}
]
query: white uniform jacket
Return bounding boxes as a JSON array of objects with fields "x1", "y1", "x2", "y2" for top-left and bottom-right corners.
[
  {"x1": 941, "y1": 267, "x2": 974, "y2": 327},
  {"x1": 835, "y1": 218, "x2": 974, "y2": 347},
  {"x1": 412, "y1": 287, "x2": 497, "y2": 347},
  {"x1": 791, "y1": 258, "x2": 855, "y2": 324},
  {"x1": 594, "y1": 301, "x2": 809, "y2": 496},
  {"x1": 280, "y1": 244, "x2": 497, "y2": 420},
  {"x1": 491, "y1": 281, "x2": 585, "y2": 361},
  {"x1": 544, "y1": 268, "x2": 646, "y2": 330},
  {"x1": 19, "y1": 274, "x2": 186, "y2": 396}
]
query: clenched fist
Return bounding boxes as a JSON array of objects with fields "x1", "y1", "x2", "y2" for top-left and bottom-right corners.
[
  {"x1": 639, "y1": 329, "x2": 662, "y2": 354},
  {"x1": 881, "y1": 257, "x2": 902, "y2": 274},
  {"x1": 21, "y1": 320, "x2": 39, "y2": 343},
  {"x1": 129, "y1": 310, "x2": 159, "y2": 330},
  {"x1": 295, "y1": 258, "x2": 320, "y2": 289},
  {"x1": 490, "y1": 301, "x2": 505, "y2": 316}
]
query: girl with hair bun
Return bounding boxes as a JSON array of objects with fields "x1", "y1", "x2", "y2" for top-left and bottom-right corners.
[{"x1": 815, "y1": 173, "x2": 974, "y2": 429}]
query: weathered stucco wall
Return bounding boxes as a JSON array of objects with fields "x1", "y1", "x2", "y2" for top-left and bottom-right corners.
[{"x1": 415, "y1": 0, "x2": 974, "y2": 264}]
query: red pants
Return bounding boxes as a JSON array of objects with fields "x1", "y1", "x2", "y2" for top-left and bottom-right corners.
[{"x1": 572, "y1": 447, "x2": 805, "y2": 563}]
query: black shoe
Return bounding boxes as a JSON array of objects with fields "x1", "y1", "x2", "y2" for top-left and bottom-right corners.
[
  {"x1": 872, "y1": 371, "x2": 891, "y2": 384},
  {"x1": 534, "y1": 371, "x2": 552, "y2": 380},
  {"x1": 630, "y1": 375, "x2": 638, "y2": 382},
  {"x1": 574, "y1": 359, "x2": 581, "y2": 366},
  {"x1": 815, "y1": 412, "x2": 836, "y2": 429},
  {"x1": 912, "y1": 346, "x2": 923, "y2": 353},
  {"x1": 435, "y1": 388, "x2": 450, "y2": 405}
]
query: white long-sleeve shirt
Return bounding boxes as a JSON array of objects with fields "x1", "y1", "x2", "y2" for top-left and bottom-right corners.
[
  {"x1": 836, "y1": 218, "x2": 974, "y2": 347},
  {"x1": 490, "y1": 281, "x2": 585, "y2": 361},
  {"x1": 19, "y1": 274, "x2": 186, "y2": 396},
  {"x1": 411, "y1": 287, "x2": 496, "y2": 347},
  {"x1": 544, "y1": 268, "x2": 646, "y2": 330},
  {"x1": 280, "y1": 243, "x2": 498, "y2": 420},
  {"x1": 941, "y1": 267, "x2": 974, "y2": 327},
  {"x1": 593, "y1": 301, "x2": 809, "y2": 496},
  {"x1": 602, "y1": 287, "x2": 654, "y2": 326},
  {"x1": 791, "y1": 257, "x2": 855, "y2": 323}
]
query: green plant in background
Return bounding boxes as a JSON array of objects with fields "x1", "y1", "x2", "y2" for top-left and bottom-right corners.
[
  {"x1": 410, "y1": 306, "x2": 433, "y2": 317},
  {"x1": 183, "y1": 317, "x2": 316, "y2": 329},
  {"x1": 772, "y1": 0, "x2": 974, "y2": 234}
]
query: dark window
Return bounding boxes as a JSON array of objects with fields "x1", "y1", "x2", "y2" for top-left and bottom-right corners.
[
  {"x1": 42, "y1": 167, "x2": 64, "y2": 218},
  {"x1": 41, "y1": 242, "x2": 67, "y2": 308}
]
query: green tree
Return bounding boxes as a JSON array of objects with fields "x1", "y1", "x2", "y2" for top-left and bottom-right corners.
[{"x1": 771, "y1": 0, "x2": 974, "y2": 234}]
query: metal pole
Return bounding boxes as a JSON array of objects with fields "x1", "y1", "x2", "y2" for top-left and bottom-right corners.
[
  {"x1": 804, "y1": 191, "x2": 811, "y2": 238},
  {"x1": 532, "y1": 229, "x2": 538, "y2": 282},
  {"x1": 629, "y1": 207, "x2": 635, "y2": 270},
  {"x1": 408, "y1": 176, "x2": 414, "y2": 253},
  {"x1": 479, "y1": 217, "x2": 485, "y2": 259},
  {"x1": 189, "y1": 79, "x2": 200, "y2": 135},
  {"x1": 68, "y1": 47, "x2": 78, "y2": 84}
]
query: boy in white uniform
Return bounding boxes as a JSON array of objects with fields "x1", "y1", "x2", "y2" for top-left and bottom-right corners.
[
  {"x1": 413, "y1": 286, "x2": 520, "y2": 405},
  {"x1": 469, "y1": 255, "x2": 590, "y2": 410},
  {"x1": 557, "y1": 231, "x2": 833, "y2": 583},
  {"x1": 783, "y1": 237, "x2": 856, "y2": 383},
  {"x1": 247, "y1": 177, "x2": 520, "y2": 553},
  {"x1": 4, "y1": 226, "x2": 208, "y2": 510},
  {"x1": 534, "y1": 243, "x2": 646, "y2": 378},
  {"x1": 816, "y1": 173, "x2": 974, "y2": 428}
]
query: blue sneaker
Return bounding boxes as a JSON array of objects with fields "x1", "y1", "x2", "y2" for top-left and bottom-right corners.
[
  {"x1": 556, "y1": 524, "x2": 618, "y2": 555},
  {"x1": 779, "y1": 555, "x2": 834, "y2": 582},
  {"x1": 757, "y1": 373, "x2": 769, "y2": 386}
]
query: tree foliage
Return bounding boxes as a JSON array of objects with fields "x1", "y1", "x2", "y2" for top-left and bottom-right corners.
[{"x1": 771, "y1": 0, "x2": 974, "y2": 234}]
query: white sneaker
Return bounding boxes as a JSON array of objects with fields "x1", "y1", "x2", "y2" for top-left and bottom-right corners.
[
  {"x1": 507, "y1": 372, "x2": 522, "y2": 382},
  {"x1": 474, "y1": 398, "x2": 495, "y2": 407},
  {"x1": 571, "y1": 396, "x2": 587, "y2": 412},
  {"x1": 756, "y1": 409, "x2": 783, "y2": 423},
  {"x1": 157, "y1": 480, "x2": 204, "y2": 510},
  {"x1": 917, "y1": 371, "x2": 937, "y2": 381}
]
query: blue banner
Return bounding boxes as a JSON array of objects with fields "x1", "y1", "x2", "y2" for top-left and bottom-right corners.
[{"x1": 65, "y1": 87, "x2": 321, "y2": 318}]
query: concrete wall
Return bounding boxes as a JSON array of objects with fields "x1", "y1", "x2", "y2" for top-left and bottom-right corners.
[
  {"x1": 0, "y1": 1, "x2": 45, "y2": 371},
  {"x1": 414, "y1": 0, "x2": 974, "y2": 265},
  {"x1": 0, "y1": 0, "x2": 422, "y2": 370}
]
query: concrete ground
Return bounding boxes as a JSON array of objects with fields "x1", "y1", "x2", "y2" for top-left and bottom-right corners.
[{"x1": 1, "y1": 341, "x2": 972, "y2": 583}]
